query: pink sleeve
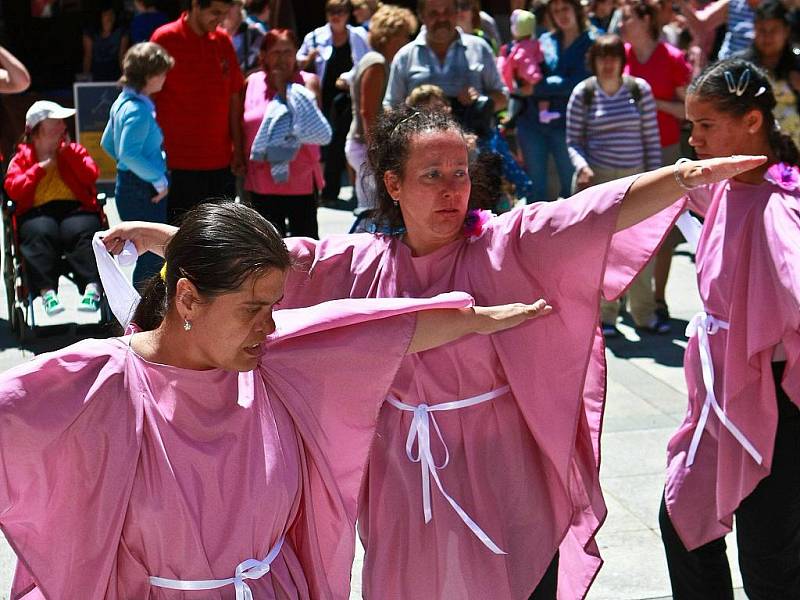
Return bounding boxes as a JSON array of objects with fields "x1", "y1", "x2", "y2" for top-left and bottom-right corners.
[
  {"x1": 260, "y1": 293, "x2": 472, "y2": 598},
  {"x1": 0, "y1": 339, "x2": 142, "y2": 600},
  {"x1": 486, "y1": 176, "x2": 683, "y2": 303},
  {"x1": 685, "y1": 184, "x2": 715, "y2": 217}
]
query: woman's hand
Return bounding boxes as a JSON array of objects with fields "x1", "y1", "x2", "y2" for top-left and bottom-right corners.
[
  {"x1": 471, "y1": 299, "x2": 553, "y2": 335},
  {"x1": 101, "y1": 221, "x2": 178, "y2": 258},
  {"x1": 575, "y1": 166, "x2": 595, "y2": 190},
  {"x1": 151, "y1": 188, "x2": 168, "y2": 204},
  {"x1": 677, "y1": 155, "x2": 767, "y2": 188},
  {"x1": 408, "y1": 299, "x2": 553, "y2": 354}
]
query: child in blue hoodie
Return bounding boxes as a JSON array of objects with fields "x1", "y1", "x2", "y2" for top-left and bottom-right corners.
[{"x1": 102, "y1": 42, "x2": 173, "y2": 287}]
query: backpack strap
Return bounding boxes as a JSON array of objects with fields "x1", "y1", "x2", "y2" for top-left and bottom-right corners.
[
  {"x1": 581, "y1": 76, "x2": 597, "y2": 147},
  {"x1": 622, "y1": 75, "x2": 643, "y2": 115}
]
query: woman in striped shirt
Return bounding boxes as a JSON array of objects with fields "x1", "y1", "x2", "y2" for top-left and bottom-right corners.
[
  {"x1": 566, "y1": 33, "x2": 662, "y2": 190},
  {"x1": 567, "y1": 33, "x2": 664, "y2": 336}
]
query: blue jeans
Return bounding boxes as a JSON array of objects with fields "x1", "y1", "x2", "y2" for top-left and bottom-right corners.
[
  {"x1": 517, "y1": 110, "x2": 574, "y2": 202},
  {"x1": 115, "y1": 170, "x2": 167, "y2": 288}
]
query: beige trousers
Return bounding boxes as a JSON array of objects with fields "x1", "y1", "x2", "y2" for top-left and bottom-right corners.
[{"x1": 581, "y1": 164, "x2": 658, "y2": 327}]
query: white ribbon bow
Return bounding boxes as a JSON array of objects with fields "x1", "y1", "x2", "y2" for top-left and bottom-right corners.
[
  {"x1": 684, "y1": 313, "x2": 762, "y2": 467},
  {"x1": 387, "y1": 386, "x2": 510, "y2": 555},
  {"x1": 149, "y1": 537, "x2": 284, "y2": 600}
]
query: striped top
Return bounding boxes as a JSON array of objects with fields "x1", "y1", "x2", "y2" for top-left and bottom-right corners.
[
  {"x1": 566, "y1": 76, "x2": 662, "y2": 172},
  {"x1": 718, "y1": 0, "x2": 755, "y2": 60}
]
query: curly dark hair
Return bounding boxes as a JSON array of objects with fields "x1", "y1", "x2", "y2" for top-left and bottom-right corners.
[
  {"x1": 367, "y1": 105, "x2": 468, "y2": 230},
  {"x1": 688, "y1": 58, "x2": 800, "y2": 166}
]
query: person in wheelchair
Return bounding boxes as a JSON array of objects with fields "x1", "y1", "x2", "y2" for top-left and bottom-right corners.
[{"x1": 3, "y1": 101, "x2": 103, "y2": 315}]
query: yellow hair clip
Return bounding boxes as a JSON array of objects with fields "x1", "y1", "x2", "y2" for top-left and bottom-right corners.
[{"x1": 160, "y1": 262, "x2": 167, "y2": 282}]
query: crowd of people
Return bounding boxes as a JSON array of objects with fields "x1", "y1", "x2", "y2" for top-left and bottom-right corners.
[{"x1": 0, "y1": 0, "x2": 799, "y2": 599}]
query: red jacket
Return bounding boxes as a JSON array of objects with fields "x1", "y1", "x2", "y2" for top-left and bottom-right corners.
[{"x1": 4, "y1": 142, "x2": 100, "y2": 216}]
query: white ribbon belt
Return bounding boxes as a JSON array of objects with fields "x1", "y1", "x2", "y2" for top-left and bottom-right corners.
[
  {"x1": 387, "y1": 386, "x2": 510, "y2": 555},
  {"x1": 149, "y1": 537, "x2": 284, "y2": 600},
  {"x1": 685, "y1": 313, "x2": 762, "y2": 467}
]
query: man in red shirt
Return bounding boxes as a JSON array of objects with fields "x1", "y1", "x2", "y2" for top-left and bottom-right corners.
[{"x1": 151, "y1": 0, "x2": 245, "y2": 224}]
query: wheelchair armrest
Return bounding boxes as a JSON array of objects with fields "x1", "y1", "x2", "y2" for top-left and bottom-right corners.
[{"x1": 96, "y1": 192, "x2": 107, "y2": 207}]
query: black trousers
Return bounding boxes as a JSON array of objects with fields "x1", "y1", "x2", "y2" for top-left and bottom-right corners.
[
  {"x1": 250, "y1": 192, "x2": 318, "y2": 239},
  {"x1": 167, "y1": 167, "x2": 235, "y2": 225},
  {"x1": 660, "y1": 362, "x2": 800, "y2": 600},
  {"x1": 528, "y1": 551, "x2": 559, "y2": 600},
  {"x1": 18, "y1": 200, "x2": 102, "y2": 294},
  {"x1": 320, "y1": 91, "x2": 351, "y2": 203}
]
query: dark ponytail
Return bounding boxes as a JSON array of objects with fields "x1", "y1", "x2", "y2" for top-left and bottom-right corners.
[
  {"x1": 688, "y1": 58, "x2": 800, "y2": 166},
  {"x1": 132, "y1": 201, "x2": 291, "y2": 331}
]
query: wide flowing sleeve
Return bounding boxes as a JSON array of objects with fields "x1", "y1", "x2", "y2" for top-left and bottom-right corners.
[
  {"x1": 760, "y1": 192, "x2": 800, "y2": 401},
  {"x1": 258, "y1": 293, "x2": 472, "y2": 599},
  {"x1": 485, "y1": 175, "x2": 683, "y2": 304},
  {"x1": 0, "y1": 339, "x2": 142, "y2": 600},
  {"x1": 282, "y1": 234, "x2": 390, "y2": 308},
  {"x1": 474, "y1": 178, "x2": 682, "y2": 599}
]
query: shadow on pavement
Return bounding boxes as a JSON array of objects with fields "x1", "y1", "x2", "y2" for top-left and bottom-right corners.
[
  {"x1": 0, "y1": 319, "x2": 119, "y2": 355},
  {"x1": 604, "y1": 316, "x2": 690, "y2": 368}
]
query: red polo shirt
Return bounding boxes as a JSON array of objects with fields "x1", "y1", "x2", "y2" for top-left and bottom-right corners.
[{"x1": 151, "y1": 15, "x2": 244, "y2": 170}]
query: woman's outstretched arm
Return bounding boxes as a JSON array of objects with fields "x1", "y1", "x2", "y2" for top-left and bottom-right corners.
[
  {"x1": 615, "y1": 155, "x2": 766, "y2": 232},
  {"x1": 408, "y1": 299, "x2": 553, "y2": 354}
]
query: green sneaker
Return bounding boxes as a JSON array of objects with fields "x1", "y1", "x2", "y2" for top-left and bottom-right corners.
[
  {"x1": 77, "y1": 289, "x2": 101, "y2": 312},
  {"x1": 42, "y1": 290, "x2": 65, "y2": 316}
]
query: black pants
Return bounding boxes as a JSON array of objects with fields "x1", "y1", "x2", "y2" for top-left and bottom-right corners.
[
  {"x1": 321, "y1": 91, "x2": 351, "y2": 203},
  {"x1": 250, "y1": 192, "x2": 318, "y2": 239},
  {"x1": 167, "y1": 167, "x2": 235, "y2": 225},
  {"x1": 18, "y1": 201, "x2": 102, "y2": 294},
  {"x1": 660, "y1": 362, "x2": 800, "y2": 600},
  {"x1": 528, "y1": 551, "x2": 559, "y2": 600}
]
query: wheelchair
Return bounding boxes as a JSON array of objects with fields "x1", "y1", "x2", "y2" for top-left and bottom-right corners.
[{"x1": 2, "y1": 190, "x2": 113, "y2": 341}]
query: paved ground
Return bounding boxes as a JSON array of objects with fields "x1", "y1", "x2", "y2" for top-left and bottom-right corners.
[{"x1": 0, "y1": 194, "x2": 747, "y2": 599}]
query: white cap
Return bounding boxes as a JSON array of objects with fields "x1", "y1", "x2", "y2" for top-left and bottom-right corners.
[{"x1": 25, "y1": 101, "x2": 76, "y2": 130}]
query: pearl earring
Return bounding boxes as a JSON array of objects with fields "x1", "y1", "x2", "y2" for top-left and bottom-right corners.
[{"x1": 183, "y1": 319, "x2": 192, "y2": 331}]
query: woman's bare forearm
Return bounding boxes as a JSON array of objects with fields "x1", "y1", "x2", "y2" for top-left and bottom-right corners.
[{"x1": 616, "y1": 155, "x2": 767, "y2": 232}]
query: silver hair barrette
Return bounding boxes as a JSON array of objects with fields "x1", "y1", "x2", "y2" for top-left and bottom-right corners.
[
  {"x1": 724, "y1": 69, "x2": 751, "y2": 96},
  {"x1": 755, "y1": 86, "x2": 767, "y2": 97},
  {"x1": 391, "y1": 111, "x2": 421, "y2": 135}
]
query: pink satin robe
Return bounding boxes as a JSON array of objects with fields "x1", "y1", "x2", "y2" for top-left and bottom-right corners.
[
  {"x1": 282, "y1": 179, "x2": 684, "y2": 599},
  {"x1": 665, "y1": 179, "x2": 800, "y2": 549},
  {"x1": 0, "y1": 294, "x2": 471, "y2": 599}
]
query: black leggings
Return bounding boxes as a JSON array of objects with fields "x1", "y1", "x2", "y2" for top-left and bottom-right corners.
[
  {"x1": 528, "y1": 551, "x2": 559, "y2": 600},
  {"x1": 18, "y1": 201, "x2": 102, "y2": 294},
  {"x1": 660, "y1": 362, "x2": 800, "y2": 600}
]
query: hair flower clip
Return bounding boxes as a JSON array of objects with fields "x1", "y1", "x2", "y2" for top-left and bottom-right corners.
[
  {"x1": 463, "y1": 209, "x2": 492, "y2": 240},
  {"x1": 764, "y1": 162, "x2": 800, "y2": 191}
]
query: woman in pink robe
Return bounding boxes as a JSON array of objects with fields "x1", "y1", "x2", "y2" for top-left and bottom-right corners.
[
  {"x1": 108, "y1": 111, "x2": 762, "y2": 598},
  {"x1": 659, "y1": 59, "x2": 800, "y2": 598},
  {"x1": 0, "y1": 202, "x2": 553, "y2": 600}
]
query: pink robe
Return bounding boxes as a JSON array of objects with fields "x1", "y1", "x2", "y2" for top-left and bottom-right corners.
[
  {"x1": 282, "y1": 179, "x2": 684, "y2": 599},
  {"x1": 0, "y1": 294, "x2": 471, "y2": 599},
  {"x1": 665, "y1": 179, "x2": 800, "y2": 549}
]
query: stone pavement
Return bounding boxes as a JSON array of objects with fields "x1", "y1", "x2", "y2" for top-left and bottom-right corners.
[{"x1": 0, "y1": 195, "x2": 747, "y2": 599}]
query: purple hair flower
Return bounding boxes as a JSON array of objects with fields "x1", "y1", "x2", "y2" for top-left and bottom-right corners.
[
  {"x1": 463, "y1": 209, "x2": 492, "y2": 240},
  {"x1": 764, "y1": 162, "x2": 800, "y2": 191}
]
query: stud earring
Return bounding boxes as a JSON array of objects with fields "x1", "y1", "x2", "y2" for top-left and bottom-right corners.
[{"x1": 183, "y1": 319, "x2": 192, "y2": 331}]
